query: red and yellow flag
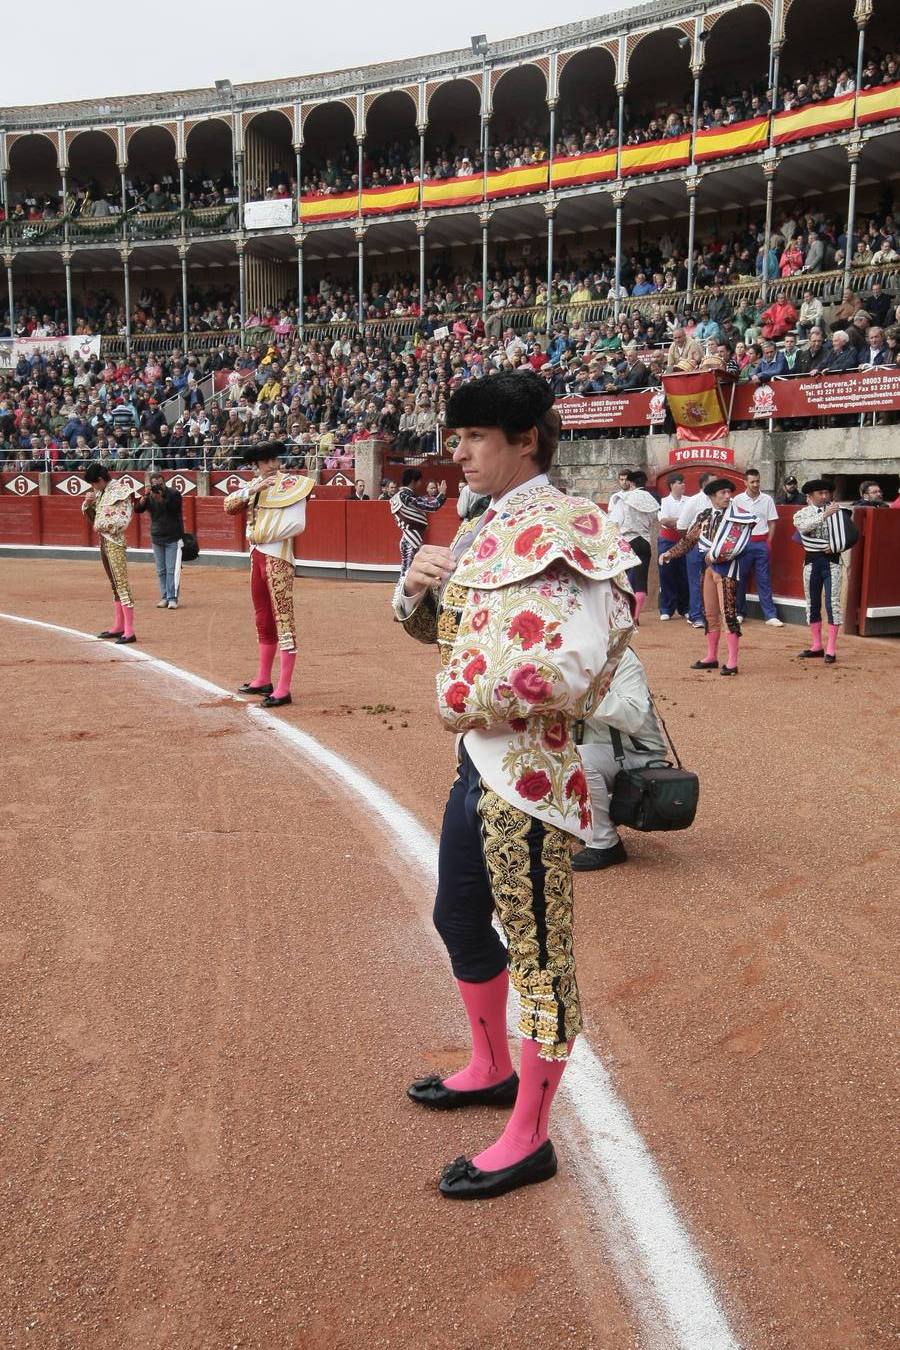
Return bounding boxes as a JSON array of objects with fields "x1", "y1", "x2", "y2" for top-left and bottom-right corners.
[{"x1": 662, "y1": 371, "x2": 730, "y2": 442}]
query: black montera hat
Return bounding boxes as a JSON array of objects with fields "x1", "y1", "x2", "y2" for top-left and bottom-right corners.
[
  {"x1": 445, "y1": 369, "x2": 555, "y2": 433},
  {"x1": 703, "y1": 477, "x2": 736, "y2": 496},
  {"x1": 801, "y1": 478, "x2": 834, "y2": 494},
  {"x1": 244, "y1": 440, "x2": 286, "y2": 463}
]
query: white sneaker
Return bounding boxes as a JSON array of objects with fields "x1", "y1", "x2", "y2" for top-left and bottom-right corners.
[
  {"x1": 660, "y1": 614, "x2": 671, "y2": 621},
  {"x1": 737, "y1": 615, "x2": 746, "y2": 623},
  {"x1": 689, "y1": 620, "x2": 705, "y2": 628},
  {"x1": 156, "y1": 599, "x2": 168, "y2": 608},
  {"x1": 765, "y1": 617, "x2": 783, "y2": 626},
  {"x1": 167, "y1": 600, "x2": 179, "y2": 609}
]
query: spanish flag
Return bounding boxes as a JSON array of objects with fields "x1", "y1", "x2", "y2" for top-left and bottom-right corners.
[
  {"x1": 662, "y1": 371, "x2": 730, "y2": 442},
  {"x1": 773, "y1": 92, "x2": 854, "y2": 146},
  {"x1": 621, "y1": 134, "x2": 691, "y2": 177},
  {"x1": 300, "y1": 191, "x2": 358, "y2": 222},
  {"x1": 857, "y1": 80, "x2": 900, "y2": 127},
  {"x1": 361, "y1": 184, "x2": 419, "y2": 216},
  {"x1": 422, "y1": 175, "x2": 484, "y2": 210},
  {"x1": 486, "y1": 163, "x2": 548, "y2": 199},
  {"x1": 550, "y1": 149, "x2": 617, "y2": 188},
  {"x1": 694, "y1": 117, "x2": 768, "y2": 163}
]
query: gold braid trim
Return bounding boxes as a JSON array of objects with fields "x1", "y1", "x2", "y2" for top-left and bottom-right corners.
[{"x1": 477, "y1": 787, "x2": 581, "y2": 1060}]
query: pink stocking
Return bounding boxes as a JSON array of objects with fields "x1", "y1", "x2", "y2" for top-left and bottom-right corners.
[
  {"x1": 472, "y1": 1037, "x2": 573, "y2": 1172},
  {"x1": 826, "y1": 624, "x2": 838, "y2": 657},
  {"x1": 273, "y1": 650, "x2": 297, "y2": 701},
  {"x1": 254, "y1": 642, "x2": 277, "y2": 686},
  {"x1": 633, "y1": 591, "x2": 647, "y2": 624},
  {"x1": 705, "y1": 631, "x2": 720, "y2": 663},
  {"x1": 121, "y1": 605, "x2": 135, "y2": 639},
  {"x1": 809, "y1": 621, "x2": 823, "y2": 652},
  {"x1": 725, "y1": 632, "x2": 740, "y2": 669},
  {"x1": 443, "y1": 970, "x2": 514, "y2": 1092},
  {"x1": 112, "y1": 601, "x2": 124, "y2": 633}
]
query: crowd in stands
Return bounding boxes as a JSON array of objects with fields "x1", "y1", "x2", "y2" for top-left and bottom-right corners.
[
  {"x1": 4, "y1": 196, "x2": 899, "y2": 350},
  {"x1": 4, "y1": 44, "x2": 897, "y2": 221},
  {"x1": 2, "y1": 244, "x2": 898, "y2": 473}
]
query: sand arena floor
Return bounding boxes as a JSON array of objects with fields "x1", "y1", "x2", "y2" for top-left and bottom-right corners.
[{"x1": 0, "y1": 557, "x2": 897, "y2": 1350}]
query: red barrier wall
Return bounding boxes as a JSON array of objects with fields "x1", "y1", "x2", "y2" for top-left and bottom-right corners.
[
  {"x1": 0, "y1": 496, "x2": 41, "y2": 543},
  {"x1": 297, "y1": 501, "x2": 347, "y2": 564},
  {"x1": 39, "y1": 497, "x2": 93, "y2": 547},
  {"x1": 770, "y1": 507, "x2": 806, "y2": 601},
  {"x1": 856, "y1": 508, "x2": 900, "y2": 633}
]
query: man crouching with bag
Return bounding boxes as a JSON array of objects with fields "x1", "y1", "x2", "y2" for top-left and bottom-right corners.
[{"x1": 573, "y1": 649, "x2": 666, "y2": 871}]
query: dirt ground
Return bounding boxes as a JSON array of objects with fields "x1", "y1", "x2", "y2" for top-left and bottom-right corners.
[{"x1": 0, "y1": 557, "x2": 897, "y2": 1350}]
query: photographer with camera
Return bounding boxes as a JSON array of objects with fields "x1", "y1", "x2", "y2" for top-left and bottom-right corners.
[
  {"x1": 135, "y1": 473, "x2": 185, "y2": 609},
  {"x1": 572, "y1": 649, "x2": 667, "y2": 872}
]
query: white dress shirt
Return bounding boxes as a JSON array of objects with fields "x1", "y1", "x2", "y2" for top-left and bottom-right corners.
[{"x1": 732, "y1": 489, "x2": 777, "y2": 538}]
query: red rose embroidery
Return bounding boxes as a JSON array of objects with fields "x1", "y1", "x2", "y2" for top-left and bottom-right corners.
[
  {"x1": 542, "y1": 721, "x2": 569, "y2": 751},
  {"x1": 565, "y1": 766, "x2": 589, "y2": 803},
  {"x1": 546, "y1": 632, "x2": 563, "y2": 650},
  {"x1": 515, "y1": 770, "x2": 552, "y2": 802},
  {"x1": 444, "y1": 681, "x2": 470, "y2": 714},
  {"x1": 510, "y1": 663, "x2": 554, "y2": 704},
  {"x1": 579, "y1": 801, "x2": 592, "y2": 830},
  {"x1": 463, "y1": 653, "x2": 487, "y2": 682},
  {"x1": 470, "y1": 608, "x2": 490, "y2": 632},
  {"x1": 535, "y1": 541, "x2": 553, "y2": 560},
  {"x1": 571, "y1": 512, "x2": 600, "y2": 536},
  {"x1": 570, "y1": 546, "x2": 595, "y2": 571},
  {"x1": 475, "y1": 534, "x2": 498, "y2": 561},
  {"x1": 507, "y1": 610, "x2": 545, "y2": 650},
  {"x1": 509, "y1": 717, "x2": 527, "y2": 732},
  {"x1": 514, "y1": 524, "x2": 543, "y2": 557}
]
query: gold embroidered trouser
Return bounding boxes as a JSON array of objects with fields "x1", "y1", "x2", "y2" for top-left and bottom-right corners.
[
  {"x1": 100, "y1": 537, "x2": 132, "y2": 606},
  {"x1": 251, "y1": 550, "x2": 296, "y2": 652},
  {"x1": 478, "y1": 789, "x2": 582, "y2": 1060}
]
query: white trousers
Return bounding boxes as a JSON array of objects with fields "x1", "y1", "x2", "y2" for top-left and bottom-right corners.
[{"x1": 579, "y1": 740, "x2": 655, "y2": 849}]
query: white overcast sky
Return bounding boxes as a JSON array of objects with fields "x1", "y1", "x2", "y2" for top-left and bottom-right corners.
[{"x1": 5, "y1": 0, "x2": 646, "y2": 107}]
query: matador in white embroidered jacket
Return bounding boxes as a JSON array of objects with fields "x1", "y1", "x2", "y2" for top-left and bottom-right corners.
[{"x1": 393, "y1": 369, "x2": 636, "y2": 1202}]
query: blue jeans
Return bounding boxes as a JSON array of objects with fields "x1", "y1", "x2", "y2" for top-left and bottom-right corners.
[
  {"x1": 685, "y1": 546, "x2": 705, "y2": 624},
  {"x1": 152, "y1": 539, "x2": 182, "y2": 602},
  {"x1": 737, "y1": 539, "x2": 776, "y2": 619},
  {"x1": 657, "y1": 538, "x2": 689, "y2": 617}
]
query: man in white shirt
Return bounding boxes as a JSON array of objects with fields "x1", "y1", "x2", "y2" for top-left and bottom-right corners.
[
  {"x1": 733, "y1": 467, "x2": 782, "y2": 624},
  {"x1": 676, "y1": 472, "x2": 715, "y2": 626},
  {"x1": 573, "y1": 649, "x2": 666, "y2": 870},
  {"x1": 393, "y1": 370, "x2": 635, "y2": 1201},
  {"x1": 657, "y1": 473, "x2": 689, "y2": 619}
]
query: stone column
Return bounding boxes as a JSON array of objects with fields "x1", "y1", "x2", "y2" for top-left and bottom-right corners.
[
  {"x1": 294, "y1": 230, "x2": 305, "y2": 337},
  {"x1": 844, "y1": 140, "x2": 862, "y2": 287},
  {"x1": 62, "y1": 245, "x2": 74, "y2": 336},
  {"x1": 686, "y1": 178, "x2": 699, "y2": 303},
  {"x1": 121, "y1": 245, "x2": 132, "y2": 356},
  {"x1": 612, "y1": 186, "x2": 626, "y2": 321},
  {"x1": 355, "y1": 437, "x2": 383, "y2": 500},
  {"x1": 416, "y1": 214, "x2": 426, "y2": 313},
  {"x1": 354, "y1": 224, "x2": 366, "y2": 333},
  {"x1": 761, "y1": 159, "x2": 778, "y2": 304},
  {"x1": 178, "y1": 243, "x2": 189, "y2": 352}
]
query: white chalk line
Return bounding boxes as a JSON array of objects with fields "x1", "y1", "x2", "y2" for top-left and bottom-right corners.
[{"x1": 0, "y1": 610, "x2": 741, "y2": 1350}]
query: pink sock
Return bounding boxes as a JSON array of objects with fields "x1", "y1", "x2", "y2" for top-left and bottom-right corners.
[
  {"x1": 473, "y1": 1037, "x2": 572, "y2": 1171},
  {"x1": 826, "y1": 624, "x2": 838, "y2": 657},
  {"x1": 725, "y1": 632, "x2": 740, "y2": 668},
  {"x1": 809, "y1": 621, "x2": 823, "y2": 651},
  {"x1": 272, "y1": 650, "x2": 297, "y2": 700},
  {"x1": 633, "y1": 591, "x2": 647, "y2": 623},
  {"x1": 443, "y1": 970, "x2": 514, "y2": 1092},
  {"x1": 254, "y1": 642, "x2": 277, "y2": 686},
  {"x1": 113, "y1": 601, "x2": 124, "y2": 633},
  {"x1": 705, "y1": 631, "x2": 719, "y2": 663},
  {"x1": 122, "y1": 605, "x2": 135, "y2": 639}
]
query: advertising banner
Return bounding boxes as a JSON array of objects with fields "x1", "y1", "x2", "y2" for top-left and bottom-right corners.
[
  {"x1": 0, "y1": 335, "x2": 102, "y2": 370},
  {"x1": 556, "y1": 389, "x2": 667, "y2": 430},
  {"x1": 731, "y1": 369, "x2": 900, "y2": 420},
  {"x1": 243, "y1": 198, "x2": 294, "y2": 229}
]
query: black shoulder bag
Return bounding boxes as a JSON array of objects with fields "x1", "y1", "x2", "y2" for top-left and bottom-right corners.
[
  {"x1": 181, "y1": 532, "x2": 200, "y2": 562},
  {"x1": 608, "y1": 700, "x2": 699, "y2": 832}
]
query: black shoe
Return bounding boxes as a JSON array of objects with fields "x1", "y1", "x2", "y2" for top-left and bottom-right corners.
[
  {"x1": 114, "y1": 634, "x2": 136, "y2": 644},
  {"x1": 799, "y1": 648, "x2": 824, "y2": 659},
  {"x1": 720, "y1": 664, "x2": 738, "y2": 676},
  {"x1": 439, "y1": 1139, "x2": 558, "y2": 1200},
  {"x1": 824, "y1": 653, "x2": 836, "y2": 664},
  {"x1": 260, "y1": 693, "x2": 292, "y2": 708},
  {"x1": 690, "y1": 659, "x2": 718, "y2": 670},
  {"x1": 238, "y1": 681, "x2": 273, "y2": 695},
  {"x1": 97, "y1": 630, "x2": 124, "y2": 640},
  {"x1": 572, "y1": 840, "x2": 627, "y2": 872},
  {"x1": 407, "y1": 1072, "x2": 519, "y2": 1111}
]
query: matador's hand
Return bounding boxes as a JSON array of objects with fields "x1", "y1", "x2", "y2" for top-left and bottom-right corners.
[{"x1": 404, "y1": 545, "x2": 455, "y2": 598}]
